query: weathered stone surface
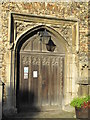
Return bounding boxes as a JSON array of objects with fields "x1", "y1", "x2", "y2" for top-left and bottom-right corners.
[
  {"x1": 78, "y1": 85, "x2": 90, "y2": 96},
  {"x1": 0, "y1": 1, "x2": 89, "y2": 115}
]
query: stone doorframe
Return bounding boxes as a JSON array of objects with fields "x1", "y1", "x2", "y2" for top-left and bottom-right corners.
[{"x1": 5, "y1": 12, "x2": 79, "y2": 113}]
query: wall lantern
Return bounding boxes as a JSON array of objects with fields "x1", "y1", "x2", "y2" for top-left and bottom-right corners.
[
  {"x1": 39, "y1": 29, "x2": 56, "y2": 52},
  {"x1": 46, "y1": 37, "x2": 56, "y2": 52}
]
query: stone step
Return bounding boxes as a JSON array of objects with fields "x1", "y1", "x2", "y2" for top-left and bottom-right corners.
[
  {"x1": 2, "y1": 110, "x2": 75, "y2": 120},
  {"x1": 2, "y1": 118, "x2": 42, "y2": 120},
  {"x1": 2, "y1": 118, "x2": 31, "y2": 120},
  {"x1": 2, "y1": 117, "x2": 72, "y2": 120}
]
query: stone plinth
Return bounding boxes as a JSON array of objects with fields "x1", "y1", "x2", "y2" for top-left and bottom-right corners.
[{"x1": 77, "y1": 84, "x2": 90, "y2": 97}]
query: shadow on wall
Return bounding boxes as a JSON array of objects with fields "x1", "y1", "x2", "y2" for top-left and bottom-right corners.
[
  {"x1": 0, "y1": 87, "x2": 2, "y2": 120},
  {"x1": 2, "y1": 86, "x2": 40, "y2": 119},
  {"x1": 17, "y1": 90, "x2": 41, "y2": 113},
  {"x1": 0, "y1": 81, "x2": 5, "y2": 120}
]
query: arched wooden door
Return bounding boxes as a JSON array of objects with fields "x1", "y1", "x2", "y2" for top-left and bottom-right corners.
[{"x1": 18, "y1": 30, "x2": 65, "y2": 112}]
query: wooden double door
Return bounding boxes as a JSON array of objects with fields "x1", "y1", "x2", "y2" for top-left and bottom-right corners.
[{"x1": 18, "y1": 52, "x2": 64, "y2": 111}]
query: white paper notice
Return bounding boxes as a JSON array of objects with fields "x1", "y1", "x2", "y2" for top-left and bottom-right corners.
[
  {"x1": 33, "y1": 71, "x2": 38, "y2": 78},
  {"x1": 24, "y1": 67, "x2": 28, "y2": 73},
  {"x1": 24, "y1": 67, "x2": 28, "y2": 79}
]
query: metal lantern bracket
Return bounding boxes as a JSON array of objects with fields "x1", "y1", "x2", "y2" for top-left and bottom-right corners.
[{"x1": 38, "y1": 29, "x2": 56, "y2": 52}]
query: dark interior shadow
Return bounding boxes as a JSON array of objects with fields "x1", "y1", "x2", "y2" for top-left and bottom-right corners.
[
  {"x1": 17, "y1": 90, "x2": 41, "y2": 113},
  {"x1": 2, "y1": 86, "x2": 41, "y2": 119},
  {"x1": 12, "y1": 90, "x2": 41, "y2": 119}
]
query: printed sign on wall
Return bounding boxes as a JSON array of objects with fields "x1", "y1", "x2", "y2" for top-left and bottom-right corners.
[
  {"x1": 24, "y1": 67, "x2": 28, "y2": 79},
  {"x1": 33, "y1": 71, "x2": 38, "y2": 78}
]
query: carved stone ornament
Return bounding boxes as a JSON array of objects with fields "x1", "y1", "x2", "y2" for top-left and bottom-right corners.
[
  {"x1": 16, "y1": 21, "x2": 37, "y2": 37},
  {"x1": 52, "y1": 24, "x2": 72, "y2": 46},
  {"x1": 8, "y1": 43, "x2": 14, "y2": 50}
]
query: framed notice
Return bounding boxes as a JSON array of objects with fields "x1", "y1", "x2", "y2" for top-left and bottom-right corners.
[
  {"x1": 33, "y1": 71, "x2": 38, "y2": 78},
  {"x1": 24, "y1": 67, "x2": 28, "y2": 79}
]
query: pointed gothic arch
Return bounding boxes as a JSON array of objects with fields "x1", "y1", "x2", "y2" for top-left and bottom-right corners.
[
  {"x1": 6, "y1": 13, "x2": 79, "y2": 113},
  {"x1": 15, "y1": 25, "x2": 69, "y2": 52},
  {"x1": 14, "y1": 25, "x2": 67, "y2": 111}
]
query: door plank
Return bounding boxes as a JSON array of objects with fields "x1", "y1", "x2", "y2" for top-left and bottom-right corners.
[{"x1": 19, "y1": 53, "x2": 64, "y2": 111}]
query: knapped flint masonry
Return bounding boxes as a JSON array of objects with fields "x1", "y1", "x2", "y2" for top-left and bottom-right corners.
[{"x1": 0, "y1": 2, "x2": 89, "y2": 117}]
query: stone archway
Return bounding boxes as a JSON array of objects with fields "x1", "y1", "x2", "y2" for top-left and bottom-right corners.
[
  {"x1": 15, "y1": 26, "x2": 66, "y2": 112},
  {"x1": 5, "y1": 13, "x2": 79, "y2": 113}
]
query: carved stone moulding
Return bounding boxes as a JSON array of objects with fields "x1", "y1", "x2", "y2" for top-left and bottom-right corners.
[{"x1": 10, "y1": 12, "x2": 79, "y2": 53}]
